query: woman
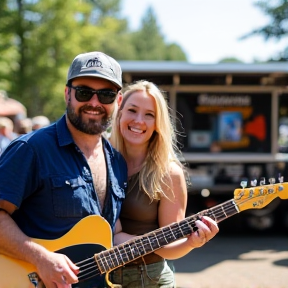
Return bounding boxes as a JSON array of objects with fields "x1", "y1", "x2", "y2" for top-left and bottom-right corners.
[{"x1": 111, "y1": 80, "x2": 219, "y2": 288}]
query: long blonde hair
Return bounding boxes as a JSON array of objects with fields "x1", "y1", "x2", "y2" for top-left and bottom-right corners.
[{"x1": 110, "y1": 80, "x2": 184, "y2": 200}]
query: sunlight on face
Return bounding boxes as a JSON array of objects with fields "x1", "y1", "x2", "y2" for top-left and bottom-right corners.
[{"x1": 120, "y1": 90, "x2": 156, "y2": 146}]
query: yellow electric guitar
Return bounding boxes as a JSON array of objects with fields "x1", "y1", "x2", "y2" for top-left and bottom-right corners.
[{"x1": 0, "y1": 180, "x2": 288, "y2": 288}]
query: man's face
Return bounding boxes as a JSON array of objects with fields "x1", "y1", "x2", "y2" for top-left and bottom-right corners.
[{"x1": 65, "y1": 77, "x2": 119, "y2": 135}]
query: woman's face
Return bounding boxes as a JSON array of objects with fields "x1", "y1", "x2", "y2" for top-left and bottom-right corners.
[{"x1": 119, "y1": 90, "x2": 156, "y2": 147}]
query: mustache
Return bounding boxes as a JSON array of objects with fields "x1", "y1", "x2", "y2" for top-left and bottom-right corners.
[{"x1": 80, "y1": 105, "x2": 105, "y2": 113}]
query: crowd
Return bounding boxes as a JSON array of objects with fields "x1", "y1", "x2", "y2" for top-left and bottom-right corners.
[{"x1": 0, "y1": 114, "x2": 50, "y2": 155}]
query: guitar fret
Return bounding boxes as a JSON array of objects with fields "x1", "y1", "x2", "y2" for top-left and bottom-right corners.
[
  {"x1": 152, "y1": 232, "x2": 161, "y2": 247},
  {"x1": 96, "y1": 254, "x2": 106, "y2": 274},
  {"x1": 129, "y1": 241, "x2": 141, "y2": 259},
  {"x1": 205, "y1": 209, "x2": 216, "y2": 221},
  {"x1": 126, "y1": 242, "x2": 142, "y2": 261},
  {"x1": 141, "y1": 236, "x2": 154, "y2": 254},
  {"x1": 162, "y1": 226, "x2": 178, "y2": 243},
  {"x1": 168, "y1": 226, "x2": 177, "y2": 240},
  {"x1": 204, "y1": 200, "x2": 239, "y2": 223},
  {"x1": 122, "y1": 243, "x2": 132, "y2": 262},
  {"x1": 159, "y1": 228, "x2": 169, "y2": 245},
  {"x1": 114, "y1": 246, "x2": 124, "y2": 265},
  {"x1": 221, "y1": 205, "x2": 227, "y2": 217},
  {"x1": 171, "y1": 222, "x2": 186, "y2": 239},
  {"x1": 181, "y1": 219, "x2": 194, "y2": 236},
  {"x1": 107, "y1": 248, "x2": 120, "y2": 267},
  {"x1": 133, "y1": 238, "x2": 144, "y2": 257}
]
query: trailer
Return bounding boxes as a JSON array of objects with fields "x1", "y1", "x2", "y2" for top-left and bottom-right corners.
[{"x1": 119, "y1": 61, "x2": 288, "y2": 233}]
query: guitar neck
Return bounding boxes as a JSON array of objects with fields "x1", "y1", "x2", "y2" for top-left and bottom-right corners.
[{"x1": 95, "y1": 198, "x2": 238, "y2": 273}]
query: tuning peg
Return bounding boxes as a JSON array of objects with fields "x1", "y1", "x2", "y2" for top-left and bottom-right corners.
[
  {"x1": 240, "y1": 180, "x2": 247, "y2": 189},
  {"x1": 259, "y1": 177, "x2": 266, "y2": 186},
  {"x1": 250, "y1": 179, "x2": 257, "y2": 187},
  {"x1": 278, "y1": 174, "x2": 284, "y2": 191},
  {"x1": 278, "y1": 174, "x2": 284, "y2": 183},
  {"x1": 269, "y1": 178, "x2": 275, "y2": 185}
]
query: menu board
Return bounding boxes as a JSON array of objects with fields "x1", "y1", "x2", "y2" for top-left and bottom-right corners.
[{"x1": 176, "y1": 92, "x2": 271, "y2": 153}]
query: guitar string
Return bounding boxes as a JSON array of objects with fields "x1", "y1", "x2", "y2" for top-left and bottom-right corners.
[
  {"x1": 76, "y1": 199, "x2": 238, "y2": 280},
  {"x1": 76, "y1": 198, "x2": 243, "y2": 280}
]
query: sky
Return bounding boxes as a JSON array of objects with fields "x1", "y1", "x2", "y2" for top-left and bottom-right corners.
[{"x1": 121, "y1": 0, "x2": 287, "y2": 63}]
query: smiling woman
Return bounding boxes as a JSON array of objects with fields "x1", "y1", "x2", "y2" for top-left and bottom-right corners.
[{"x1": 109, "y1": 80, "x2": 219, "y2": 288}]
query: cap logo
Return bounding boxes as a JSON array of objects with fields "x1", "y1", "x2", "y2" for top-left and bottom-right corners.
[{"x1": 86, "y1": 57, "x2": 103, "y2": 68}]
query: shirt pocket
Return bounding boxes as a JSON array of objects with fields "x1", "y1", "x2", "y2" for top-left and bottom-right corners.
[{"x1": 51, "y1": 176, "x2": 89, "y2": 218}]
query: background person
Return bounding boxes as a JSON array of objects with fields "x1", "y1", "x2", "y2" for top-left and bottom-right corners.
[
  {"x1": 0, "y1": 51, "x2": 127, "y2": 287},
  {"x1": 0, "y1": 116, "x2": 15, "y2": 155},
  {"x1": 17, "y1": 117, "x2": 33, "y2": 135},
  {"x1": 110, "y1": 80, "x2": 219, "y2": 288},
  {"x1": 32, "y1": 115, "x2": 51, "y2": 130}
]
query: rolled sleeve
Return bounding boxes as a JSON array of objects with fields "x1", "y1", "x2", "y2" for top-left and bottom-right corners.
[{"x1": 0, "y1": 140, "x2": 38, "y2": 208}]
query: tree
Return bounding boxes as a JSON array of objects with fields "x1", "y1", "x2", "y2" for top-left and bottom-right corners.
[
  {"x1": 0, "y1": 0, "x2": 132, "y2": 120},
  {"x1": 218, "y1": 57, "x2": 244, "y2": 63},
  {"x1": 130, "y1": 7, "x2": 187, "y2": 61},
  {"x1": 0, "y1": 1, "x2": 188, "y2": 121},
  {"x1": 241, "y1": 0, "x2": 288, "y2": 61}
]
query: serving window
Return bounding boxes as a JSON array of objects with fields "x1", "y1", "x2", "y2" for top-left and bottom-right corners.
[{"x1": 176, "y1": 92, "x2": 272, "y2": 153}]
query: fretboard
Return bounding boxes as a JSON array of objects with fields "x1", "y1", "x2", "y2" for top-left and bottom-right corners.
[{"x1": 95, "y1": 198, "x2": 239, "y2": 274}]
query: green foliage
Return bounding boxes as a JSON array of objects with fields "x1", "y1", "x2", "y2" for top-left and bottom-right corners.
[
  {"x1": 218, "y1": 57, "x2": 244, "y2": 63},
  {"x1": 0, "y1": 0, "x2": 188, "y2": 120},
  {"x1": 253, "y1": 0, "x2": 288, "y2": 39},
  {"x1": 130, "y1": 7, "x2": 187, "y2": 61},
  {"x1": 241, "y1": 0, "x2": 288, "y2": 61}
]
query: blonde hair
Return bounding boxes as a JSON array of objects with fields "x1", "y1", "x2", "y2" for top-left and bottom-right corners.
[{"x1": 110, "y1": 80, "x2": 184, "y2": 200}]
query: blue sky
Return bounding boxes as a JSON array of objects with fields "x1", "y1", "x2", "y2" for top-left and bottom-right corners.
[{"x1": 121, "y1": 0, "x2": 287, "y2": 63}]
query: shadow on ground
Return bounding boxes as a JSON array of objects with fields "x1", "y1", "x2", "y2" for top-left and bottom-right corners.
[{"x1": 173, "y1": 232, "x2": 288, "y2": 273}]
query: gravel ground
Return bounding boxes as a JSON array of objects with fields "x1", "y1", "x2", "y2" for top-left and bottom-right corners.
[{"x1": 173, "y1": 234, "x2": 288, "y2": 288}]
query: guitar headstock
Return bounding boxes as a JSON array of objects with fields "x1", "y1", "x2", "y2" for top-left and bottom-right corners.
[{"x1": 233, "y1": 177, "x2": 288, "y2": 212}]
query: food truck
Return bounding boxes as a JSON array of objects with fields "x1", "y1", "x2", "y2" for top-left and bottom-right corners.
[{"x1": 119, "y1": 61, "x2": 288, "y2": 233}]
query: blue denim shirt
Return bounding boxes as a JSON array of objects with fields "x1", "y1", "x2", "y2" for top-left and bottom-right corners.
[{"x1": 0, "y1": 115, "x2": 127, "y2": 240}]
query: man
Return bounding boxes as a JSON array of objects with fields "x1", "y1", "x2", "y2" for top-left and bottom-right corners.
[
  {"x1": 32, "y1": 115, "x2": 51, "y2": 130},
  {"x1": 0, "y1": 51, "x2": 127, "y2": 287}
]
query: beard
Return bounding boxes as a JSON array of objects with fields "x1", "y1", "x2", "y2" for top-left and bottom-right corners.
[{"x1": 66, "y1": 102, "x2": 112, "y2": 135}]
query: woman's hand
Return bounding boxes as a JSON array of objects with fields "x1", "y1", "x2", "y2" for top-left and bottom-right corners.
[{"x1": 186, "y1": 216, "x2": 219, "y2": 248}]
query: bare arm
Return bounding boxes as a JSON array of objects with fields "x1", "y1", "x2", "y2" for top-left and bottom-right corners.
[
  {"x1": 154, "y1": 162, "x2": 219, "y2": 259},
  {"x1": 113, "y1": 218, "x2": 134, "y2": 244},
  {"x1": 113, "y1": 163, "x2": 219, "y2": 260},
  {"x1": 0, "y1": 200, "x2": 79, "y2": 287}
]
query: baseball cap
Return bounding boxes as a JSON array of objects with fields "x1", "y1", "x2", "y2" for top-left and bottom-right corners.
[{"x1": 67, "y1": 51, "x2": 122, "y2": 89}]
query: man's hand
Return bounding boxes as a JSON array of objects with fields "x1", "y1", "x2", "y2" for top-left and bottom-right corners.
[{"x1": 34, "y1": 250, "x2": 79, "y2": 288}]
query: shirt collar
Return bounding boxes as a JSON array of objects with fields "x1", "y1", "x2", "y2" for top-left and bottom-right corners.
[{"x1": 56, "y1": 115, "x2": 74, "y2": 147}]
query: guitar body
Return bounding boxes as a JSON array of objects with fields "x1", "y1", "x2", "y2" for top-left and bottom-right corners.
[{"x1": 0, "y1": 215, "x2": 113, "y2": 288}]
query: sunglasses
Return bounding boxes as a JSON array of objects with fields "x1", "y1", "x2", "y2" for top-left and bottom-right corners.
[{"x1": 67, "y1": 84, "x2": 118, "y2": 104}]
